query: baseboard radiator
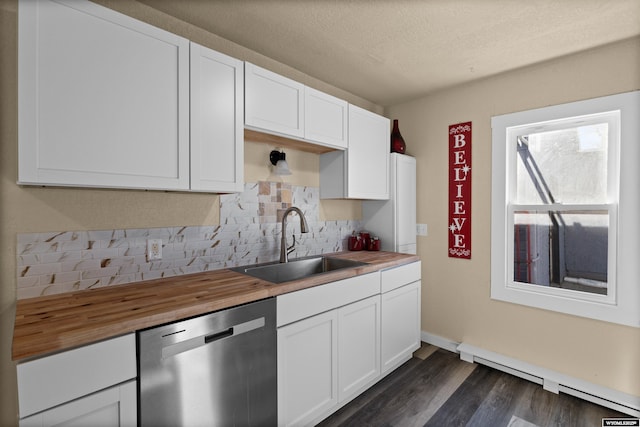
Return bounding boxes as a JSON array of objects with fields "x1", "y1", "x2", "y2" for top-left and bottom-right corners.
[{"x1": 421, "y1": 332, "x2": 640, "y2": 418}]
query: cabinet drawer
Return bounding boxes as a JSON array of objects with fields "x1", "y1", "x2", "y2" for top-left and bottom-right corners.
[
  {"x1": 381, "y1": 261, "x2": 421, "y2": 293},
  {"x1": 277, "y1": 272, "x2": 380, "y2": 327},
  {"x1": 17, "y1": 334, "x2": 136, "y2": 418}
]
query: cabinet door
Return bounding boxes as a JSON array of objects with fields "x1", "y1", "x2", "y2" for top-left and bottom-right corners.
[
  {"x1": 190, "y1": 42, "x2": 244, "y2": 192},
  {"x1": 19, "y1": 380, "x2": 136, "y2": 427},
  {"x1": 381, "y1": 281, "x2": 421, "y2": 375},
  {"x1": 18, "y1": 0, "x2": 190, "y2": 190},
  {"x1": 338, "y1": 295, "x2": 380, "y2": 403},
  {"x1": 245, "y1": 63, "x2": 304, "y2": 138},
  {"x1": 278, "y1": 310, "x2": 338, "y2": 427},
  {"x1": 319, "y1": 105, "x2": 389, "y2": 200},
  {"x1": 347, "y1": 104, "x2": 390, "y2": 199},
  {"x1": 304, "y1": 87, "x2": 348, "y2": 149}
]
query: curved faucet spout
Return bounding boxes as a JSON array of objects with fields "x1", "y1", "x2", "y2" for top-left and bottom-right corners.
[{"x1": 280, "y1": 207, "x2": 309, "y2": 263}]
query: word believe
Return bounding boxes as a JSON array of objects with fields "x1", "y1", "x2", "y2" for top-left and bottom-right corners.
[{"x1": 448, "y1": 122, "x2": 472, "y2": 259}]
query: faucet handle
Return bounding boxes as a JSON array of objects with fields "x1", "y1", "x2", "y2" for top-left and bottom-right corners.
[{"x1": 287, "y1": 235, "x2": 297, "y2": 256}]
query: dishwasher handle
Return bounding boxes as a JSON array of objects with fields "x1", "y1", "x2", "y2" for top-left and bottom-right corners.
[
  {"x1": 205, "y1": 327, "x2": 233, "y2": 343},
  {"x1": 161, "y1": 317, "x2": 265, "y2": 360}
]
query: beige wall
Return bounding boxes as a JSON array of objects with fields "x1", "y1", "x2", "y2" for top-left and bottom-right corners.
[
  {"x1": 244, "y1": 140, "x2": 361, "y2": 221},
  {"x1": 386, "y1": 36, "x2": 640, "y2": 397},
  {"x1": 0, "y1": 0, "x2": 362, "y2": 424}
]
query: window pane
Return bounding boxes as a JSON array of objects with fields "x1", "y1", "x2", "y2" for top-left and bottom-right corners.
[
  {"x1": 513, "y1": 210, "x2": 608, "y2": 295},
  {"x1": 515, "y1": 123, "x2": 608, "y2": 204}
]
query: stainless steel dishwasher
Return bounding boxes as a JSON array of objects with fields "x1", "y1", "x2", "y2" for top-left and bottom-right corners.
[{"x1": 138, "y1": 298, "x2": 277, "y2": 427}]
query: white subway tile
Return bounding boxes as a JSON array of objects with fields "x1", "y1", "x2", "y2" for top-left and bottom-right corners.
[
  {"x1": 61, "y1": 259, "x2": 101, "y2": 272},
  {"x1": 81, "y1": 267, "x2": 120, "y2": 280},
  {"x1": 20, "y1": 263, "x2": 62, "y2": 277}
]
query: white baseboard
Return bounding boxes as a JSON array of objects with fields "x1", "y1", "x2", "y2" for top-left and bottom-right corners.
[
  {"x1": 421, "y1": 331, "x2": 459, "y2": 353},
  {"x1": 420, "y1": 331, "x2": 640, "y2": 418}
]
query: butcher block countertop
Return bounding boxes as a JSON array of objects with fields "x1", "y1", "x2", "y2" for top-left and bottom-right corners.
[{"x1": 13, "y1": 251, "x2": 419, "y2": 361}]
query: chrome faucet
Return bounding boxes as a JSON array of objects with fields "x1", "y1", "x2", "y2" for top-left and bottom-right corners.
[{"x1": 280, "y1": 207, "x2": 309, "y2": 263}]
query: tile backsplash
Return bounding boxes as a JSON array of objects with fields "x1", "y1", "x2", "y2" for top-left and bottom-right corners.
[{"x1": 16, "y1": 182, "x2": 361, "y2": 299}]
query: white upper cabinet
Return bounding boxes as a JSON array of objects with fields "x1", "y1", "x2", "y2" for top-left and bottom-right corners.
[
  {"x1": 347, "y1": 105, "x2": 389, "y2": 199},
  {"x1": 190, "y1": 42, "x2": 244, "y2": 192},
  {"x1": 18, "y1": 0, "x2": 190, "y2": 190},
  {"x1": 320, "y1": 104, "x2": 390, "y2": 200},
  {"x1": 244, "y1": 63, "x2": 305, "y2": 138},
  {"x1": 245, "y1": 63, "x2": 349, "y2": 150},
  {"x1": 304, "y1": 87, "x2": 348, "y2": 149}
]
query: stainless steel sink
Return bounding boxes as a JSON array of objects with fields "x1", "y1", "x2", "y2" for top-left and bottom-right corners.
[{"x1": 230, "y1": 256, "x2": 367, "y2": 284}]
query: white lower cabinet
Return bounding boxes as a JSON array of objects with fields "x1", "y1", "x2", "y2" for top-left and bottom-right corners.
[
  {"x1": 277, "y1": 262, "x2": 420, "y2": 426},
  {"x1": 19, "y1": 380, "x2": 136, "y2": 427},
  {"x1": 381, "y1": 261, "x2": 422, "y2": 376},
  {"x1": 278, "y1": 296, "x2": 380, "y2": 427},
  {"x1": 381, "y1": 281, "x2": 421, "y2": 375},
  {"x1": 16, "y1": 334, "x2": 137, "y2": 427},
  {"x1": 277, "y1": 273, "x2": 380, "y2": 427},
  {"x1": 337, "y1": 295, "x2": 380, "y2": 403},
  {"x1": 278, "y1": 310, "x2": 339, "y2": 427}
]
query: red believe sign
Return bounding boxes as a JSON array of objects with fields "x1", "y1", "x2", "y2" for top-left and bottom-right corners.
[{"x1": 448, "y1": 122, "x2": 472, "y2": 259}]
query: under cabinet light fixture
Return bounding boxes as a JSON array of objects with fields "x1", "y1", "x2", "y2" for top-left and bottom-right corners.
[{"x1": 270, "y1": 150, "x2": 292, "y2": 176}]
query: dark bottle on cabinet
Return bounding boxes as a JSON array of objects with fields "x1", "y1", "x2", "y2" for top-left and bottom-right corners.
[{"x1": 390, "y1": 119, "x2": 406, "y2": 154}]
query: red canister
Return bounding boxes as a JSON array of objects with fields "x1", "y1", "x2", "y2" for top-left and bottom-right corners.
[
  {"x1": 368, "y1": 236, "x2": 381, "y2": 251},
  {"x1": 359, "y1": 232, "x2": 370, "y2": 249},
  {"x1": 348, "y1": 232, "x2": 363, "y2": 251}
]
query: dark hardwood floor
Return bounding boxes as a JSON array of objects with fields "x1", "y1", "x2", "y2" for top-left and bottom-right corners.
[{"x1": 318, "y1": 344, "x2": 631, "y2": 427}]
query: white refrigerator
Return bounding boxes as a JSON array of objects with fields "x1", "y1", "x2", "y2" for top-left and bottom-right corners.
[{"x1": 362, "y1": 153, "x2": 417, "y2": 254}]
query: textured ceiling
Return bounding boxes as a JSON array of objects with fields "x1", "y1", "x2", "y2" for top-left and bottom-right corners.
[{"x1": 139, "y1": 0, "x2": 640, "y2": 107}]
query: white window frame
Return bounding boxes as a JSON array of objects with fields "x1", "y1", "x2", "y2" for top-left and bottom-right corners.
[
  {"x1": 491, "y1": 91, "x2": 640, "y2": 328},
  {"x1": 507, "y1": 112, "x2": 618, "y2": 305}
]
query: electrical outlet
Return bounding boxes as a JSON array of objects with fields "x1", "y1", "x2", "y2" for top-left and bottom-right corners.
[
  {"x1": 416, "y1": 224, "x2": 428, "y2": 236},
  {"x1": 147, "y1": 239, "x2": 162, "y2": 261}
]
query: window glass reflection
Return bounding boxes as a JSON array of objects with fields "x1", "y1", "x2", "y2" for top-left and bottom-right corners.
[
  {"x1": 515, "y1": 123, "x2": 608, "y2": 205},
  {"x1": 514, "y1": 211, "x2": 608, "y2": 295}
]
